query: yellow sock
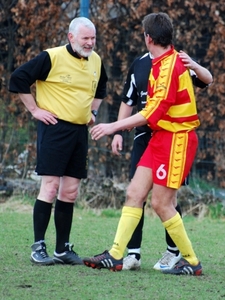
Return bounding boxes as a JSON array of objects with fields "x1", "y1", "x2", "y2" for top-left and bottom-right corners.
[
  {"x1": 109, "y1": 206, "x2": 142, "y2": 259},
  {"x1": 163, "y1": 212, "x2": 199, "y2": 265}
]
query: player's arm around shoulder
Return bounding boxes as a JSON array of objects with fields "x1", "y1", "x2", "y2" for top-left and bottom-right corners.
[{"x1": 179, "y1": 50, "x2": 213, "y2": 85}]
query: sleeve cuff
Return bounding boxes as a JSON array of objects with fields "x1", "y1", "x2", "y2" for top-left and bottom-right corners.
[{"x1": 114, "y1": 130, "x2": 123, "y2": 136}]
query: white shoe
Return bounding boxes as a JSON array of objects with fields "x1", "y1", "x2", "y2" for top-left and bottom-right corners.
[
  {"x1": 122, "y1": 254, "x2": 141, "y2": 270},
  {"x1": 153, "y1": 251, "x2": 182, "y2": 271}
]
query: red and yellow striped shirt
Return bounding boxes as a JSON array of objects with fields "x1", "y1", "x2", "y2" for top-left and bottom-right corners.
[{"x1": 139, "y1": 46, "x2": 200, "y2": 132}]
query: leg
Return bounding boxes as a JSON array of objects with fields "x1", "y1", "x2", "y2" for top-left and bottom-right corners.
[
  {"x1": 31, "y1": 175, "x2": 60, "y2": 265},
  {"x1": 153, "y1": 191, "x2": 182, "y2": 270},
  {"x1": 83, "y1": 166, "x2": 153, "y2": 271},
  {"x1": 124, "y1": 132, "x2": 151, "y2": 269},
  {"x1": 110, "y1": 166, "x2": 152, "y2": 258},
  {"x1": 123, "y1": 201, "x2": 146, "y2": 270},
  {"x1": 53, "y1": 176, "x2": 83, "y2": 265},
  {"x1": 151, "y1": 184, "x2": 202, "y2": 275},
  {"x1": 164, "y1": 178, "x2": 187, "y2": 255},
  {"x1": 34, "y1": 176, "x2": 60, "y2": 241}
]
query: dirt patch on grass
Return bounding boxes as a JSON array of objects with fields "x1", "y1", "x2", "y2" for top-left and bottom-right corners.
[{"x1": 0, "y1": 198, "x2": 33, "y2": 213}]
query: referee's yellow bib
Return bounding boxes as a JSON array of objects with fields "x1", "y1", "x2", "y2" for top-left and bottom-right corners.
[{"x1": 36, "y1": 45, "x2": 101, "y2": 124}]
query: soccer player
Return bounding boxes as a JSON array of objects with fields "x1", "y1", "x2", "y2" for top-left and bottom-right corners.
[
  {"x1": 111, "y1": 50, "x2": 212, "y2": 271},
  {"x1": 83, "y1": 12, "x2": 211, "y2": 275}
]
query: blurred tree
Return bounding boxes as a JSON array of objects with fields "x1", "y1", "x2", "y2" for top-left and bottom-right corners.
[
  {"x1": 1, "y1": 0, "x2": 225, "y2": 187},
  {"x1": 0, "y1": 0, "x2": 73, "y2": 175}
]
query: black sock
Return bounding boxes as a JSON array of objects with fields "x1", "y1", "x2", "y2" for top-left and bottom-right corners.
[
  {"x1": 165, "y1": 204, "x2": 182, "y2": 255},
  {"x1": 33, "y1": 199, "x2": 53, "y2": 242},
  {"x1": 54, "y1": 199, "x2": 74, "y2": 253}
]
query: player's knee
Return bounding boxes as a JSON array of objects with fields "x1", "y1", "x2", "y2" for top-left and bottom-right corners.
[
  {"x1": 40, "y1": 188, "x2": 58, "y2": 202},
  {"x1": 151, "y1": 197, "x2": 160, "y2": 213},
  {"x1": 60, "y1": 188, "x2": 79, "y2": 203},
  {"x1": 126, "y1": 184, "x2": 145, "y2": 204},
  {"x1": 126, "y1": 183, "x2": 137, "y2": 200}
]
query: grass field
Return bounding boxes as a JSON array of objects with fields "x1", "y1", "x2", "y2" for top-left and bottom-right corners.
[{"x1": 0, "y1": 198, "x2": 225, "y2": 300}]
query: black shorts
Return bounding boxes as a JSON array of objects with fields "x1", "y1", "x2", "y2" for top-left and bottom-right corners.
[
  {"x1": 130, "y1": 131, "x2": 189, "y2": 185},
  {"x1": 35, "y1": 120, "x2": 88, "y2": 179}
]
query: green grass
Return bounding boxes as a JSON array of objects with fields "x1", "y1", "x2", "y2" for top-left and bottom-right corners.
[{"x1": 0, "y1": 199, "x2": 225, "y2": 300}]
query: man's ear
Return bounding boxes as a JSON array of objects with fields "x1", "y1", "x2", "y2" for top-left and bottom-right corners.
[
  {"x1": 67, "y1": 32, "x2": 74, "y2": 42},
  {"x1": 147, "y1": 35, "x2": 152, "y2": 43},
  {"x1": 145, "y1": 34, "x2": 152, "y2": 45}
]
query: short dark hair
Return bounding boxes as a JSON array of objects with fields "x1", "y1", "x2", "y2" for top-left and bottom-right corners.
[{"x1": 142, "y1": 12, "x2": 173, "y2": 47}]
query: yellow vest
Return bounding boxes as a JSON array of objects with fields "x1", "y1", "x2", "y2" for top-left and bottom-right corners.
[{"x1": 36, "y1": 45, "x2": 101, "y2": 124}]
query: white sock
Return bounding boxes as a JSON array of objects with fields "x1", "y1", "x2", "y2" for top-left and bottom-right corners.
[
  {"x1": 167, "y1": 245, "x2": 179, "y2": 255},
  {"x1": 127, "y1": 248, "x2": 141, "y2": 254}
]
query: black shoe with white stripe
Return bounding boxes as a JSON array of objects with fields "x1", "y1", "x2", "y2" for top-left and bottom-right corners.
[
  {"x1": 30, "y1": 242, "x2": 55, "y2": 266},
  {"x1": 83, "y1": 250, "x2": 123, "y2": 271},
  {"x1": 53, "y1": 243, "x2": 83, "y2": 265},
  {"x1": 162, "y1": 258, "x2": 202, "y2": 276}
]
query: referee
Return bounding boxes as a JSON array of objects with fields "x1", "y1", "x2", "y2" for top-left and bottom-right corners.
[{"x1": 9, "y1": 17, "x2": 108, "y2": 266}]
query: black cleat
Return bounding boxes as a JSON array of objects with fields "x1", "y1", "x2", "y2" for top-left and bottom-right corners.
[
  {"x1": 53, "y1": 243, "x2": 83, "y2": 265},
  {"x1": 83, "y1": 250, "x2": 123, "y2": 271},
  {"x1": 162, "y1": 258, "x2": 202, "y2": 276},
  {"x1": 30, "y1": 242, "x2": 55, "y2": 266}
]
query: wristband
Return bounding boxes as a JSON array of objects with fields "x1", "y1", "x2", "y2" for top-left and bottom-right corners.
[
  {"x1": 91, "y1": 110, "x2": 98, "y2": 117},
  {"x1": 114, "y1": 130, "x2": 123, "y2": 136}
]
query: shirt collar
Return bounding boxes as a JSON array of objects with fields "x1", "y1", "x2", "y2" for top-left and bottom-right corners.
[
  {"x1": 66, "y1": 44, "x2": 88, "y2": 60},
  {"x1": 152, "y1": 45, "x2": 175, "y2": 65}
]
